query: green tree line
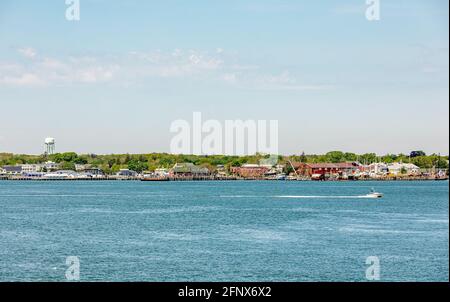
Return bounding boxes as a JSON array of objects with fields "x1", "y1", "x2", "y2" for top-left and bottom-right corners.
[{"x1": 0, "y1": 151, "x2": 448, "y2": 174}]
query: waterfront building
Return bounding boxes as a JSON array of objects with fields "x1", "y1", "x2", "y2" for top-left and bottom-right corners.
[
  {"x1": 368, "y1": 163, "x2": 389, "y2": 175},
  {"x1": 21, "y1": 164, "x2": 44, "y2": 173},
  {"x1": 170, "y1": 163, "x2": 210, "y2": 177},
  {"x1": 387, "y1": 163, "x2": 420, "y2": 175},
  {"x1": 117, "y1": 169, "x2": 138, "y2": 177},
  {"x1": 23, "y1": 172, "x2": 45, "y2": 178},
  {"x1": 335, "y1": 162, "x2": 363, "y2": 176},
  {"x1": 216, "y1": 165, "x2": 228, "y2": 177},
  {"x1": 154, "y1": 168, "x2": 169, "y2": 177},
  {"x1": 294, "y1": 163, "x2": 339, "y2": 177},
  {"x1": 275, "y1": 164, "x2": 285, "y2": 173},
  {"x1": 437, "y1": 169, "x2": 448, "y2": 178},
  {"x1": 44, "y1": 161, "x2": 59, "y2": 171},
  {"x1": 75, "y1": 164, "x2": 92, "y2": 172},
  {"x1": 83, "y1": 168, "x2": 104, "y2": 176},
  {"x1": 1, "y1": 165, "x2": 23, "y2": 175},
  {"x1": 293, "y1": 162, "x2": 363, "y2": 178},
  {"x1": 55, "y1": 170, "x2": 78, "y2": 176},
  {"x1": 230, "y1": 164, "x2": 269, "y2": 178},
  {"x1": 43, "y1": 170, "x2": 78, "y2": 180}
]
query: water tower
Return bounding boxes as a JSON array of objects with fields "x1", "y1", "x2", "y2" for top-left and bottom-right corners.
[{"x1": 44, "y1": 137, "x2": 56, "y2": 155}]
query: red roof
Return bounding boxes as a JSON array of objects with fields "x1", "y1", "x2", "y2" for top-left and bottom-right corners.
[
  {"x1": 335, "y1": 162, "x2": 358, "y2": 168},
  {"x1": 307, "y1": 163, "x2": 339, "y2": 169}
]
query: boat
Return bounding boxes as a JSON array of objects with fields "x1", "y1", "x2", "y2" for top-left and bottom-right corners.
[
  {"x1": 365, "y1": 188, "x2": 383, "y2": 198},
  {"x1": 141, "y1": 176, "x2": 169, "y2": 181},
  {"x1": 276, "y1": 173, "x2": 287, "y2": 180}
]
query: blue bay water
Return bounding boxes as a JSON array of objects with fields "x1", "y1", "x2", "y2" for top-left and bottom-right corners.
[{"x1": 0, "y1": 180, "x2": 448, "y2": 282}]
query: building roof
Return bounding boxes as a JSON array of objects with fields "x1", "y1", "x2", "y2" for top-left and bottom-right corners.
[
  {"x1": 369, "y1": 162, "x2": 388, "y2": 166},
  {"x1": 334, "y1": 162, "x2": 359, "y2": 168},
  {"x1": 294, "y1": 162, "x2": 360, "y2": 169},
  {"x1": 2, "y1": 165, "x2": 23, "y2": 172},
  {"x1": 388, "y1": 163, "x2": 419, "y2": 169},
  {"x1": 172, "y1": 163, "x2": 210, "y2": 174},
  {"x1": 241, "y1": 164, "x2": 264, "y2": 168}
]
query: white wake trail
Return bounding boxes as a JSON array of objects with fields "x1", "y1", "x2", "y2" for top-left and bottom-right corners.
[{"x1": 220, "y1": 195, "x2": 376, "y2": 199}]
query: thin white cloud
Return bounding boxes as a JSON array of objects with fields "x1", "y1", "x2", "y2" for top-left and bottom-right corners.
[
  {"x1": 18, "y1": 47, "x2": 37, "y2": 59},
  {"x1": 223, "y1": 73, "x2": 238, "y2": 84},
  {"x1": 0, "y1": 54, "x2": 120, "y2": 86},
  {"x1": 128, "y1": 49, "x2": 224, "y2": 78},
  {"x1": 0, "y1": 48, "x2": 333, "y2": 91},
  {"x1": 243, "y1": 71, "x2": 334, "y2": 91},
  {"x1": 0, "y1": 73, "x2": 45, "y2": 86}
]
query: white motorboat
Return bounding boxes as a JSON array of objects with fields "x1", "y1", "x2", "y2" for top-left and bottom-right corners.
[{"x1": 366, "y1": 188, "x2": 384, "y2": 198}]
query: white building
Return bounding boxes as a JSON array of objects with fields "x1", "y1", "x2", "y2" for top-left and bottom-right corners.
[
  {"x1": 154, "y1": 168, "x2": 169, "y2": 177},
  {"x1": 44, "y1": 161, "x2": 59, "y2": 171},
  {"x1": 116, "y1": 169, "x2": 137, "y2": 177},
  {"x1": 21, "y1": 164, "x2": 43, "y2": 173},
  {"x1": 368, "y1": 163, "x2": 389, "y2": 175},
  {"x1": 44, "y1": 170, "x2": 78, "y2": 179},
  {"x1": 1, "y1": 165, "x2": 23, "y2": 175},
  {"x1": 75, "y1": 164, "x2": 91, "y2": 172},
  {"x1": 275, "y1": 164, "x2": 285, "y2": 173},
  {"x1": 388, "y1": 163, "x2": 420, "y2": 175}
]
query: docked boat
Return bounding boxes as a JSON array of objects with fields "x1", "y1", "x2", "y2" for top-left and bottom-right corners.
[
  {"x1": 276, "y1": 173, "x2": 287, "y2": 180},
  {"x1": 141, "y1": 176, "x2": 169, "y2": 181}
]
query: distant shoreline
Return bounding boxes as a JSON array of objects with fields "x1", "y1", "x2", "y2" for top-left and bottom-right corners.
[{"x1": 0, "y1": 177, "x2": 448, "y2": 182}]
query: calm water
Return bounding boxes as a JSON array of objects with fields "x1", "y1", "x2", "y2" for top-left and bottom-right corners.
[{"x1": 0, "y1": 180, "x2": 448, "y2": 282}]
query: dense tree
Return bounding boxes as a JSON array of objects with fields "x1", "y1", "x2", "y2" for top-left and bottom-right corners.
[
  {"x1": 343, "y1": 152, "x2": 358, "y2": 162},
  {"x1": 127, "y1": 160, "x2": 148, "y2": 173},
  {"x1": 359, "y1": 153, "x2": 377, "y2": 165},
  {"x1": 300, "y1": 152, "x2": 307, "y2": 163},
  {"x1": 60, "y1": 161, "x2": 75, "y2": 171},
  {"x1": 410, "y1": 151, "x2": 426, "y2": 158},
  {"x1": 326, "y1": 151, "x2": 345, "y2": 163},
  {"x1": 0, "y1": 151, "x2": 448, "y2": 174},
  {"x1": 411, "y1": 156, "x2": 433, "y2": 169}
]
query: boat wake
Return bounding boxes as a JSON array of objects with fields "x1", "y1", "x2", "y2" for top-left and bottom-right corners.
[
  {"x1": 220, "y1": 195, "x2": 379, "y2": 199},
  {"x1": 276, "y1": 195, "x2": 378, "y2": 199}
]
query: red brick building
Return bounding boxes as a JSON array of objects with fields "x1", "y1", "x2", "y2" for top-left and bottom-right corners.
[
  {"x1": 293, "y1": 162, "x2": 362, "y2": 177},
  {"x1": 230, "y1": 164, "x2": 269, "y2": 178}
]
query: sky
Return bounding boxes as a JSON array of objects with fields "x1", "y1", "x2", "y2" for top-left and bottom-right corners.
[{"x1": 0, "y1": 0, "x2": 448, "y2": 155}]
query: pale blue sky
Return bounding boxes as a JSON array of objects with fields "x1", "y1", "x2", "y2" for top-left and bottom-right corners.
[{"x1": 0, "y1": 0, "x2": 448, "y2": 155}]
